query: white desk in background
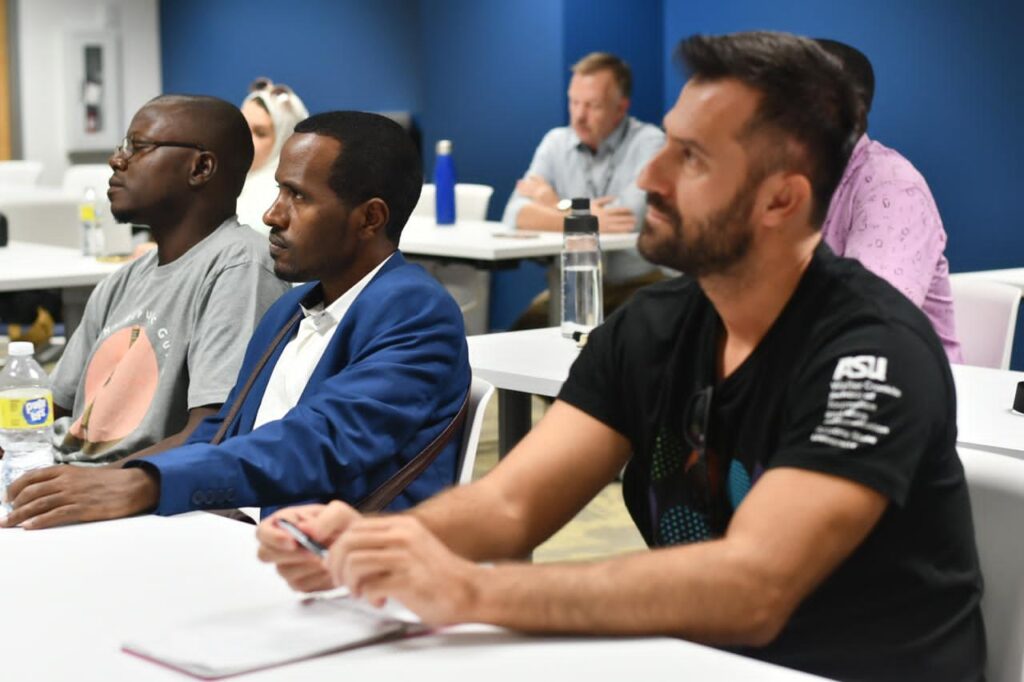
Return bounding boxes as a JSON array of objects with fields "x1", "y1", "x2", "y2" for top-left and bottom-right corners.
[
  {"x1": 468, "y1": 327, "x2": 575, "y2": 455},
  {"x1": 469, "y1": 328, "x2": 1024, "y2": 459},
  {"x1": 401, "y1": 217, "x2": 638, "y2": 331},
  {"x1": 952, "y1": 268, "x2": 1024, "y2": 296},
  {"x1": 400, "y1": 216, "x2": 638, "y2": 263},
  {"x1": 0, "y1": 241, "x2": 123, "y2": 335},
  {"x1": 1, "y1": 512, "x2": 824, "y2": 681},
  {"x1": 951, "y1": 363, "x2": 1024, "y2": 457}
]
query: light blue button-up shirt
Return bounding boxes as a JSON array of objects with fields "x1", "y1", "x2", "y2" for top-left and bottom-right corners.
[{"x1": 502, "y1": 116, "x2": 665, "y2": 282}]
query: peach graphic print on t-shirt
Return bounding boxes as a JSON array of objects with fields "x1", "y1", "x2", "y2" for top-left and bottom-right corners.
[{"x1": 69, "y1": 325, "x2": 159, "y2": 452}]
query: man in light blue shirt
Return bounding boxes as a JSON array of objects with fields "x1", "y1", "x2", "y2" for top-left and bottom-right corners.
[{"x1": 503, "y1": 52, "x2": 665, "y2": 318}]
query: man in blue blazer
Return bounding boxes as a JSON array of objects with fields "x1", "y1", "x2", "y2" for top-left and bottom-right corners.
[{"x1": 3, "y1": 112, "x2": 471, "y2": 528}]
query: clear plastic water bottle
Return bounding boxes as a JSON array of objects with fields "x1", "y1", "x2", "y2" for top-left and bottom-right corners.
[
  {"x1": 561, "y1": 198, "x2": 603, "y2": 338},
  {"x1": 434, "y1": 139, "x2": 456, "y2": 225},
  {"x1": 0, "y1": 342, "x2": 55, "y2": 515},
  {"x1": 79, "y1": 186, "x2": 100, "y2": 256}
]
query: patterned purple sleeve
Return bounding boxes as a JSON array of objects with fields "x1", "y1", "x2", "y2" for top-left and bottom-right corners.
[
  {"x1": 822, "y1": 138, "x2": 950, "y2": 309},
  {"x1": 839, "y1": 177, "x2": 946, "y2": 307}
]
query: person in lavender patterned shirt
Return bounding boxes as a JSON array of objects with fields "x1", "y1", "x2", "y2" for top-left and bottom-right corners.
[{"x1": 817, "y1": 39, "x2": 962, "y2": 362}]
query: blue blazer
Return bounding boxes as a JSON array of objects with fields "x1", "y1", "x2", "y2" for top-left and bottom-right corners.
[{"x1": 134, "y1": 252, "x2": 471, "y2": 516}]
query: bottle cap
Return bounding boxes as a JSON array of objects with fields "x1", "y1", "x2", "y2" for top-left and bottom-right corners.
[
  {"x1": 564, "y1": 197, "x2": 598, "y2": 234},
  {"x1": 436, "y1": 139, "x2": 453, "y2": 155},
  {"x1": 8, "y1": 341, "x2": 34, "y2": 357}
]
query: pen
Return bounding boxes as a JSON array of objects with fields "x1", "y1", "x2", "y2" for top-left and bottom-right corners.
[{"x1": 276, "y1": 518, "x2": 328, "y2": 558}]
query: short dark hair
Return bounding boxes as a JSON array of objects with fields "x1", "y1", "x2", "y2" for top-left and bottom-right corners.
[
  {"x1": 815, "y1": 38, "x2": 875, "y2": 135},
  {"x1": 293, "y1": 111, "x2": 422, "y2": 244},
  {"x1": 677, "y1": 32, "x2": 859, "y2": 227},
  {"x1": 149, "y1": 94, "x2": 254, "y2": 200},
  {"x1": 572, "y1": 52, "x2": 632, "y2": 99}
]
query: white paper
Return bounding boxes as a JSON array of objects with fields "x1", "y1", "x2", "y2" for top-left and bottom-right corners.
[{"x1": 123, "y1": 592, "x2": 424, "y2": 679}]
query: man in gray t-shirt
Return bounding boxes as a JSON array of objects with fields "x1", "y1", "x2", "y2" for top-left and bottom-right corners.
[{"x1": 48, "y1": 95, "x2": 288, "y2": 465}]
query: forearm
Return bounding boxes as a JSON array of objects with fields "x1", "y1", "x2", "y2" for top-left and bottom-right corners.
[
  {"x1": 117, "y1": 406, "x2": 219, "y2": 465},
  {"x1": 462, "y1": 539, "x2": 786, "y2": 646},
  {"x1": 410, "y1": 478, "x2": 541, "y2": 560},
  {"x1": 515, "y1": 202, "x2": 564, "y2": 232}
]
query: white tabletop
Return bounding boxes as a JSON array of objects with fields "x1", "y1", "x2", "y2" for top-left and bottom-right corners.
[
  {"x1": 468, "y1": 327, "x2": 578, "y2": 396},
  {"x1": 951, "y1": 363, "x2": 1024, "y2": 457},
  {"x1": 400, "y1": 216, "x2": 637, "y2": 261},
  {"x1": 952, "y1": 268, "x2": 1024, "y2": 295},
  {"x1": 2, "y1": 512, "x2": 821, "y2": 681},
  {"x1": 0, "y1": 240, "x2": 123, "y2": 292},
  {"x1": 469, "y1": 328, "x2": 1024, "y2": 458}
]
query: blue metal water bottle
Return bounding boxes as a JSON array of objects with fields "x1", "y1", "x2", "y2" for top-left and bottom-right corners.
[{"x1": 434, "y1": 139, "x2": 456, "y2": 225}]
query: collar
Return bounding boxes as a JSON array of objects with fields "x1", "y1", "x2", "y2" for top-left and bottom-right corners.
[
  {"x1": 298, "y1": 253, "x2": 394, "y2": 333},
  {"x1": 571, "y1": 115, "x2": 632, "y2": 156}
]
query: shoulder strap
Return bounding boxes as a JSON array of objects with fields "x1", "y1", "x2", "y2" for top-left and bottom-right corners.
[
  {"x1": 357, "y1": 386, "x2": 471, "y2": 513},
  {"x1": 210, "y1": 310, "x2": 303, "y2": 445}
]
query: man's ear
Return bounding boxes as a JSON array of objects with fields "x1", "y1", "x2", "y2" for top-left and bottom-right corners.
[
  {"x1": 758, "y1": 172, "x2": 813, "y2": 229},
  {"x1": 355, "y1": 197, "x2": 390, "y2": 239},
  {"x1": 188, "y1": 151, "x2": 218, "y2": 188}
]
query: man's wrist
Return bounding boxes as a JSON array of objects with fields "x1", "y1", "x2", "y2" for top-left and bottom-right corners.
[
  {"x1": 124, "y1": 467, "x2": 160, "y2": 514},
  {"x1": 459, "y1": 562, "x2": 495, "y2": 624}
]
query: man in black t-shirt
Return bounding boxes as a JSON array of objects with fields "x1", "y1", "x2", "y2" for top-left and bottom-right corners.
[{"x1": 255, "y1": 32, "x2": 985, "y2": 681}]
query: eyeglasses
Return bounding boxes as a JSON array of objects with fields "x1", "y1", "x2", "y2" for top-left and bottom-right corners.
[
  {"x1": 681, "y1": 385, "x2": 716, "y2": 522},
  {"x1": 114, "y1": 135, "x2": 206, "y2": 161}
]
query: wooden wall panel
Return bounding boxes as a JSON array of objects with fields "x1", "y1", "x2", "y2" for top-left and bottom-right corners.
[{"x1": 0, "y1": 0, "x2": 10, "y2": 160}]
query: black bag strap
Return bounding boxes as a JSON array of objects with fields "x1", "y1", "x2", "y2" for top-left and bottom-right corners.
[
  {"x1": 210, "y1": 310, "x2": 303, "y2": 446},
  {"x1": 356, "y1": 386, "x2": 471, "y2": 513}
]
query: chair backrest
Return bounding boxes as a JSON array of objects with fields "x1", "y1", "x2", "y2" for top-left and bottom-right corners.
[
  {"x1": 950, "y1": 277, "x2": 1021, "y2": 369},
  {"x1": 0, "y1": 160, "x2": 44, "y2": 188},
  {"x1": 456, "y1": 376, "x2": 496, "y2": 484},
  {"x1": 411, "y1": 183, "x2": 495, "y2": 222},
  {"x1": 958, "y1": 446, "x2": 1024, "y2": 682},
  {"x1": 62, "y1": 164, "x2": 113, "y2": 197}
]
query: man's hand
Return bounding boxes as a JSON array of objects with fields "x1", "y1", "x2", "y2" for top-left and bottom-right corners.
[
  {"x1": 592, "y1": 196, "x2": 636, "y2": 233},
  {"x1": 1, "y1": 466, "x2": 158, "y2": 529},
  {"x1": 257, "y1": 501, "x2": 362, "y2": 593},
  {"x1": 515, "y1": 175, "x2": 559, "y2": 207},
  {"x1": 327, "y1": 514, "x2": 482, "y2": 626}
]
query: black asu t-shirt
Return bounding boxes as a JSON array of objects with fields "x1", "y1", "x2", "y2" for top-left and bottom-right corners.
[{"x1": 559, "y1": 243, "x2": 985, "y2": 681}]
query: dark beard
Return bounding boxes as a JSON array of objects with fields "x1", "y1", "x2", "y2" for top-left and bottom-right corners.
[{"x1": 639, "y1": 178, "x2": 757, "y2": 277}]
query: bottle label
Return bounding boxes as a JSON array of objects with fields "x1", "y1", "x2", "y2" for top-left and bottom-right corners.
[
  {"x1": 79, "y1": 205, "x2": 96, "y2": 222},
  {"x1": 0, "y1": 393, "x2": 53, "y2": 430}
]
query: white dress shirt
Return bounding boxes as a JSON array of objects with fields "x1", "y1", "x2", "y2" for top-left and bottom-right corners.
[{"x1": 252, "y1": 254, "x2": 393, "y2": 429}]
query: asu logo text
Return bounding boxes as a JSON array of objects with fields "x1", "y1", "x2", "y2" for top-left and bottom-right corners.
[{"x1": 832, "y1": 355, "x2": 889, "y2": 382}]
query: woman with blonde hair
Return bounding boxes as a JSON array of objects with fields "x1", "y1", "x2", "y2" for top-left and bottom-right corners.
[{"x1": 237, "y1": 78, "x2": 309, "y2": 235}]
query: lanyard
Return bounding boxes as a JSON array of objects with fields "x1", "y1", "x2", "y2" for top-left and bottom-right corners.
[{"x1": 582, "y1": 121, "x2": 629, "y2": 198}]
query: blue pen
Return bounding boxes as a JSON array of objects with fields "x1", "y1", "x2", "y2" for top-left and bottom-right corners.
[{"x1": 276, "y1": 518, "x2": 328, "y2": 558}]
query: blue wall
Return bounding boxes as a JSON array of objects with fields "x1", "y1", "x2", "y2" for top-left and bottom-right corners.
[
  {"x1": 160, "y1": 0, "x2": 422, "y2": 114},
  {"x1": 563, "y1": 0, "x2": 664, "y2": 128},
  {"x1": 160, "y1": 1, "x2": 1024, "y2": 339},
  {"x1": 662, "y1": 0, "x2": 1024, "y2": 366},
  {"x1": 417, "y1": 0, "x2": 565, "y2": 329},
  {"x1": 662, "y1": 0, "x2": 1024, "y2": 274}
]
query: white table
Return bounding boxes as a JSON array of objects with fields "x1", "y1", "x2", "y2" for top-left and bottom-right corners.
[
  {"x1": 469, "y1": 329, "x2": 1024, "y2": 460},
  {"x1": 951, "y1": 363, "x2": 1024, "y2": 457},
  {"x1": 400, "y1": 216, "x2": 638, "y2": 263},
  {"x1": 468, "y1": 327, "x2": 577, "y2": 454},
  {"x1": 0, "y1": 241, "x2": 124, "y2": 336},
  {"x1": 1, "y1": 513, "x2": 822, "y2": 680},
  {"x1": 0, "y1": 241, "x2": 123, "y2": 292},
  {"x1": 952, "y1": 268, "x2": 1024, "y2": 296}
]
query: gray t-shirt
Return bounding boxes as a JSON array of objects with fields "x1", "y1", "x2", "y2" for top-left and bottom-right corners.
[{"x1": 51, "y1": 217, "x2": 289, "y2": 464}]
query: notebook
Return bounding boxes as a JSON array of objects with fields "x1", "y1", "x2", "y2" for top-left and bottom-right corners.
[{"x1": 122, "y1": 592, "x2": 426, "y2": 679}]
